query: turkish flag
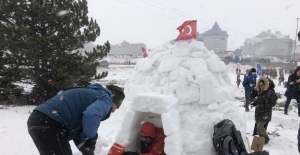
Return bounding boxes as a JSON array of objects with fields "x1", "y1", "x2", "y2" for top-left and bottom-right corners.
[
  {"x1": 175, "y1": 20, "x2": 197, "y2": 41},
  {"x1": 141, "y1": 47, "x2": 148, "y2": 58}
]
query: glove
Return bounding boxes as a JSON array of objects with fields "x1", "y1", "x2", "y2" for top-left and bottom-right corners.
[
  {"x1": 80, "y1": 134, "x2": 98, "y2": 155},
  {"x1": 121, "y1": 151, "x2": 139, "y2": 155}
]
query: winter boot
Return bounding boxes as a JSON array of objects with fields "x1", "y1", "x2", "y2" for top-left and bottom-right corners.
[{"x1": 264, "y1": 137, "x2": 270, "y2": 144}]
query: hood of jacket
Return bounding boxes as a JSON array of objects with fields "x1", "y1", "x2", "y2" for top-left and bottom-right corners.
[
  {"x1": 140, "y1": 122, "x2": 156, "y2": 139},
  {"x1": 87, "y1": 83, "x2": 112, "y2": 97},
  {"x1": 254, "y1": 76, "x2": 269, "y2": 94},
  {"x1": 293, "y1": 66, "x2": 300, "y2": 75}
]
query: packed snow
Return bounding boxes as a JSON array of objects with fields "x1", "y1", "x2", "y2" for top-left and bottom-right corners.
[{"x1": 0, "y1": 40, "x2": 299, "y2": 155}]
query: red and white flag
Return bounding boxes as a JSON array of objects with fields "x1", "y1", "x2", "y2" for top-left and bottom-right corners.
[
  {"x1": 175, "y1": 20, "x2": 197, "y2": 41},
  {"x1": 141, "y1": 47, "x2": 148, "y2": 58}
]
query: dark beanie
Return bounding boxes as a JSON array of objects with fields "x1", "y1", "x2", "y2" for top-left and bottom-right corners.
[
  {"x1": 250, "y1": 68, "x2": 256, "y2": 73},
  {"x1": 106, "y1": 85, "x2": 125, "y2": 108}
]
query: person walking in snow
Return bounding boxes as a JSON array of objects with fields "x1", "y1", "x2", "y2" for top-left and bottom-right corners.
[
  {"x1": 278, "y1": 74, "x2": 285, "y2": 86},
  {"x1": 242, "y1": 68, "x2": 257, "y2": 112},
  {"x1": 27, "y1": 84, "x2": 125, "y2": 155},
  {"x1": 122, "y1": 122, "x2": 166, "y2": 155},
  {"x1": 250, "y1": 76, "x2": 277, "y2": 144},
  {"x1": 284, "y1": 66, "x2": 300, "y2": 116},
  {"x1": 236, "y1": 75, "x2": 242, "y2": 88}
]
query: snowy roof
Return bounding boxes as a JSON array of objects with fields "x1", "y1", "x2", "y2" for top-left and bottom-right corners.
[
  {"x1": 201, "y1": 22, "x2": 228, "y2": 36},
  {"x1": 245, "y1": 30, "x2": 291, "y2": 43}
]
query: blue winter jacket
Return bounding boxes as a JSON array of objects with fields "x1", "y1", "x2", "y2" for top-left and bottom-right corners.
[
  {"x1": 242, "y1": 72, "x2": 257, "y2": 93},
  {"x1": 35, "y1": 84, "x2": 113, "y2": 146}
]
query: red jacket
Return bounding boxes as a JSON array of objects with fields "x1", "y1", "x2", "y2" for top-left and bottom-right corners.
[{"x1": 140, "y1": 122, "x2": 166, "y2": 155}]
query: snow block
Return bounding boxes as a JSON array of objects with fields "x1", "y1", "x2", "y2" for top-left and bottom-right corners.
[
  {"x1": 120, "y1": 109, "x2": 144, "y2": 132},
  {"x1": 188, "y1": 39, "x2": 199, "y2": 52},
  {"x1": 151, "y1": 51, "x2": 172, "y2": 63},
  {"x1": 190, "y1": 51, "x2": 206, "y2": 58},
  {"x1": 161, "y1": 109, "x2": 181, "y2": 136},
  {"x1": 164, "y1": 133, "x2": 183, "y2": 155},
  {"x1": 175, "y1": 84, "x2": 200, "y2": 104},
  {"x1": 114, "y1": 128, "x2": 140, "y2": 147},
  {"x1": 148, "y1": 46, "x2": 167, "y2": 58},
  {"x1": 172, "y1": 42, "x2": 190, "y2": 57},
  {"x1": 136, "y1": 58, "x2": 155, "y2": 72},
  {"x1": 199, "y1": 87, "x2": 215, "y2": 104},
  {"x1": 162, "y1": 41, "x2": 172, "y2": 50},
  {"x1": 158, "y1": 57, "x2": 182, "y2": 75},
  {"x1": 195, "y1": 72, "x2": 215, "y2": 88},
  {"x1": 124, "y1": 84, "x2": 154, "y2": 101},
  {"x1": 214, "y1": 87, "x2": 225, "y2": 103},
  {"x1": 131, "y1": 93, "x2": 178, "y2": 114},
  {"x1": 207, "y1": 102, "x2": 219, "y2": 111}
]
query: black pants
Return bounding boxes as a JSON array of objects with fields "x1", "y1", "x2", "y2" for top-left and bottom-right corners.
[
  {"x1": 27, "y1": 110, "x2": 72, "y2": 155},
  {"x1": 245, "y1": 92, "x2": 253, "y2": 109},
  {"x1": 253, "y1": 121, "x2": 269, "y2": 136}
]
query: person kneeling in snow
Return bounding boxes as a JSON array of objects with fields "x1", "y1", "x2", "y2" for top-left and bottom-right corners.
[
  {"x1": 27, "y1": 84, "x2": 125, "y2": 155},
  {"x1": 122, "y1": 122, "x2": 166, "y2": 155},
  {"x1": 250, "y1": 77, "x2": 277, "y2": 144}
]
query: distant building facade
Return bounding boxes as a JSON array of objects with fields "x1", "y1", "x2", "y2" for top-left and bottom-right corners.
[
  {"x1": 198, "y1": 22, "x2": 228, "y2": 53},
  {"x1": 242, "y1": 29, "x2": 293, "y2": 59},
  {"x1": 109, "y1": 41, "x2": 146, "y2": 57}
]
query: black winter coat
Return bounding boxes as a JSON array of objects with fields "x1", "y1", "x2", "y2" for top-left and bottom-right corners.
[
  {"x1": 284, "y1": 73, "x2": 300, "y2": 98},
  {"x1": 253, "y1": 89, "x2": 277, "y2": 122},
  {"x1": 252, "y1": 76, "x2": 277, "y2": 122}
]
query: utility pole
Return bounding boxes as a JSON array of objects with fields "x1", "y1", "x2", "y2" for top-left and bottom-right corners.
[{"x1": 293, "y1": 18, "x2": 299, "y2": 62}]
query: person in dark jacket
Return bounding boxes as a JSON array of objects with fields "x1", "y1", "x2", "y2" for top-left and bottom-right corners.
[
  {"x1": 250, "y1": 76, "x2": 277, "y2": 144},
  {"x1": 243, "y1": 68, "x2": 257, "y2": 111},
  {"x1": 298, "y1": 31, "x2": 300, "y2": 42},
  {"x1": 251, "y1": 77, "x2": 277, "y2": 136},
  {"x1": 27, "y1": 84, "x2": 125, "y2": 155},
  {"x1": 236, "y1": 75, "x2": 242, "y2": 88},
  {"x1": 284, "y1": 66, "x2": 300, "y2": 116},
  {"x1": 122, "y1": 122, "x2": 166, "y2": 155}
]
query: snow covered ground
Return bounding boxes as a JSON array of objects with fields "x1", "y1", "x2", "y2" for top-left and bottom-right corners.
[{"x1": 0, "y1": 64, "x2": 299, "y2": 154}]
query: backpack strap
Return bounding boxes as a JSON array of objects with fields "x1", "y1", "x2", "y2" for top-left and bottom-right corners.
[{"x1": 222, "y1": 136, "x2": 233, "y2": 155}]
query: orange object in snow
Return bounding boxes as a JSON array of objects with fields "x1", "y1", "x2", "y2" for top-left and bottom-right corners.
[{"x1": 108, "y1": 143, "x2": 125, "y2": 155}]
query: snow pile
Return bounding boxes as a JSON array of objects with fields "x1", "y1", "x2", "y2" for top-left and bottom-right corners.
[{"x1": 103, "y1": 40, "x2": 246, "y2": 155}]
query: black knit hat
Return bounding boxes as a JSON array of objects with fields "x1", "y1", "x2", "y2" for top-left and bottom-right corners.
[
  {"x1": 106, "y1": 85, "x2": 125, "y2": 108},
  {"x1": 250, "y1": 68, "x2": 256, "y2": 73}
]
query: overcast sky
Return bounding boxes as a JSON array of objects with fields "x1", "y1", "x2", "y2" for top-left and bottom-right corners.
[{"x1": 86, "y1": 0, "x2": 300, "y2": 51}]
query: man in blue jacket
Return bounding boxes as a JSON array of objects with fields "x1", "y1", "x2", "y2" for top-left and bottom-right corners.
[
  {"x1": 27, "y1": 84, "x2": 125, "y2": 155},
  {"x1": 242, "y1": 68, "x2": 257, "y2": 112}
]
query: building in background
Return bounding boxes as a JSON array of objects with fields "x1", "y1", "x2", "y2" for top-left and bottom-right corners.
[
  {"x1": 242, "y1": 29, "x2": 293, "y2": 61},
  {"x1": 109, "y1": 41, "x2": 146, "y2": 58},
  {"x1": 198, "y1": 22, "x2": 229, "y2": 53}
]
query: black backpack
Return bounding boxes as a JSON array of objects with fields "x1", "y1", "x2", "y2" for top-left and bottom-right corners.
[{"x1": 213, "y1": 119, "x2": 248, "y2": 155}]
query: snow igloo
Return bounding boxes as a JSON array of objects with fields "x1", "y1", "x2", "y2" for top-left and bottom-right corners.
[{"x1": 109, "y1": 40, "x2": 246, "y2": 155}]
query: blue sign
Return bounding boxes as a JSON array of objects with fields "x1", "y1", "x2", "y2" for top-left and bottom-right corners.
[{"x1": 257, "y1": 63, "x2": 262, "y2": 76}]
